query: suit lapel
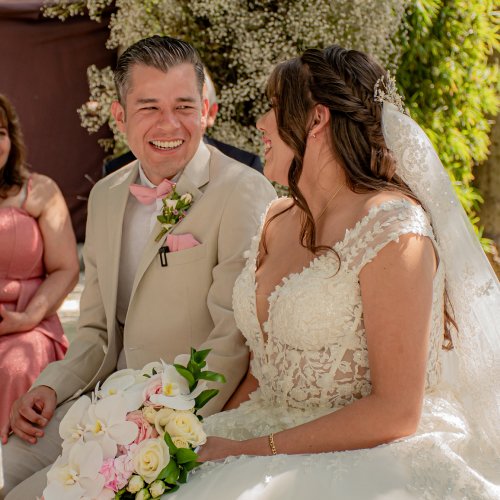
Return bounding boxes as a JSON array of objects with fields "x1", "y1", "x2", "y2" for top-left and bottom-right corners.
[
  {"x1": 105, "y1": 162, "x2": 140, "y2": 318},
  {"x1": 128, "y1": 150, "x2": 210, "y2": 303}
]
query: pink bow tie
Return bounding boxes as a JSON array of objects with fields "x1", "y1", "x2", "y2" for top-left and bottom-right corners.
[{"x1": 129, "y1": 178, "x2": 175, "y2": 205}]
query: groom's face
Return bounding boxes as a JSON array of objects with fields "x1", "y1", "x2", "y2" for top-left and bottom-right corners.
[{"x1": 112, "y1": 62, "x2": 208, "y2": 185}]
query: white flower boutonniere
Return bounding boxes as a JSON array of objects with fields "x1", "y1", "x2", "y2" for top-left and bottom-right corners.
[{"x1": 155, "y1": 187, "x2": 194, "y2": 242}]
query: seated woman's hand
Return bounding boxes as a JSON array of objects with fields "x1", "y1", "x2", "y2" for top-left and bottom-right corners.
[{"x1": 0, "y1": 304, "x2": 40, "y2": 336}]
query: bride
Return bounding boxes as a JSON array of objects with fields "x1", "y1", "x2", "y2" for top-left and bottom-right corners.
[{"x1": 170, "y1": 45, "x2": 500, "y2": 498}]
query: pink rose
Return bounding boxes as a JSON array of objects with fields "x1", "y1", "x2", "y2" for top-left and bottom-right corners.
[
  {"x1": 143, "y1": 374, "x2": 163, "y2": 403},
  {"x1": 126, "y1": 410, "x2": 159, "y2": 445}
]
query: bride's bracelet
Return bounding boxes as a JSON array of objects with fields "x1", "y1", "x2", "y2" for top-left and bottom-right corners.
[{"x1": 268, "y1": 433, "x2": 278, "y2": 455}]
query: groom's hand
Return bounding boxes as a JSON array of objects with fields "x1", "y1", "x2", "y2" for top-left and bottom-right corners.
[{"x1": 8, "y1": 385, "x2": 57, "y2": 444}]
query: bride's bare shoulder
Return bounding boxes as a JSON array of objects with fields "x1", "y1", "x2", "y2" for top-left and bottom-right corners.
[
  {"x1": 266, "y1": 196, "x2": 293, "y2": 219},
  {"x1": 361, "y1": 190, "x2": 418, "y2": 212}
]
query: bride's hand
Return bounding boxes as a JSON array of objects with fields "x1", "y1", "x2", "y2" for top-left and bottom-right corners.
[{"x1": 197, "y1": 436, "x2": 243, "y2": 462}]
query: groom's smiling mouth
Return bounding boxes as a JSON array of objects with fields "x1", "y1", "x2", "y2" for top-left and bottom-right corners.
[{"x1": 150, "y1": 139, "x2": 184, "y2": 151}]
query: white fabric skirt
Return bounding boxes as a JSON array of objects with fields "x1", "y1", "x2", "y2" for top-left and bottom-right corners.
[{"x1": 165, "y1": 391, "x2": 500, "y2": 499}]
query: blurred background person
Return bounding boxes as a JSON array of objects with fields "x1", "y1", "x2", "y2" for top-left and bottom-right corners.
[
  {"x1": 203, "y1": 69, "x2": 262, "y2": 172},
  {"x1": 0, "y1": 94, "x2": 79, "y2": 440}
]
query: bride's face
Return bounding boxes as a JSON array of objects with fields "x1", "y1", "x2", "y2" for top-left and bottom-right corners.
[{"x1": 256, "y1": 107, "x2": 294, "y2": 186}]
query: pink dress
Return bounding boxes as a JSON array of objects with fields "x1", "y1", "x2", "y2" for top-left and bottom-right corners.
[{"x1": 0, "y1": 179, "x2": 69, "y2": 429}]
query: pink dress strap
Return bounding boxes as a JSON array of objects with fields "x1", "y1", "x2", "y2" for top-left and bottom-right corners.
[{"x1": 20, "y1": 174, "x2": 33, "y2": 210}]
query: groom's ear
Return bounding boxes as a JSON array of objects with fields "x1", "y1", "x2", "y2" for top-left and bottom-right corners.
[
  {"x1": 111, "y1": 100, "x2": 127, "y2": 134},
  {"x1": 309, "y1": 104, "x2": 331, "y2": 137}
]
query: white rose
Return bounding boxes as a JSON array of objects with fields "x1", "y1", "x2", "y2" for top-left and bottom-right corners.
[
  {"x1": 180, "y1": 193, "x2": 192, "y2": 204},
  {"x1": 142, "y1": 406, "x2": 158, "y2": 425},
  {"x1": 133, "y1": 438, "x2": 170, "y2": 484},
  {"x1": 127, "y1": 475, "x2": 144, "y2": 494},
  {"x1": 172, "y1": 436, "x2": 189, "y2": 449},
  {"x1": 149, "y1": 480, "x2": 166, "y2": 498},
  {"x1": 154, "y1": 407, "x2": 176, "y2": 435},
  {"x1": 165, "y1": 411, "x2": 207, "y2": 447}
]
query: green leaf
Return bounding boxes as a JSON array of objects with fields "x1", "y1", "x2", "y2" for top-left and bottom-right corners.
[
  {"x1": 163, "y1": 431, "x2": 178, "y2": 455},
  {"x1": 195, "y1": 389, "x2": 219, "y2": 409},
  {"x1": 175, "y1": 447, "x2": 198, "y2": 464},
  {"x1": 174, "y1": 365, "x2": 196, "y2": 387},
  {"x1": 178, "y1": 467, "x2": 189, "y2": 484},
  {"x1": 193, "y1": 348, "x2": 212, "y2": 364},
  {"x1": 158, "y1": 459, "x2": 180, "y2": 484},
  {"x1": 183, "y1": 460, "x2": 202, "y2": 472},
  {"x1": 162, "y1": 484, "x2": 180, "y2": 495},
  {"x1": 198, "y1": 371, "x2": 226, "y2": 383}
]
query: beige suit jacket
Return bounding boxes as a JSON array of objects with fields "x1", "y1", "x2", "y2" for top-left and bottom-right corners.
[{"x1": 34, "y1": 145, "x2": 276, "y2": 415}]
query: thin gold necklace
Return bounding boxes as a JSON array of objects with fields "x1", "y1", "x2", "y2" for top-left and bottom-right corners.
[{"x1": 316, "y1": 184, "x2": 344, "y2": 221}]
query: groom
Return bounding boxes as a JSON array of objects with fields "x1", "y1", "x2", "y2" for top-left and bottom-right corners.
[{"x1": 0, "y1": 36, "x2": 276, "y2": 498}]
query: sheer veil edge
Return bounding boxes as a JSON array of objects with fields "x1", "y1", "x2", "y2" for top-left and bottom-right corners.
[{"x1": 381, "y1": 102, "x2": 500, "y2": 458}]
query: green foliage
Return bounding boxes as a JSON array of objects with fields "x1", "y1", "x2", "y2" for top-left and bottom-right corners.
[
  {"x1": 173, "y1": 347, "x2": 226, "y2": 412},
  {"x1": 396, "y1": 0, "x2": 499, "y2": 244}
]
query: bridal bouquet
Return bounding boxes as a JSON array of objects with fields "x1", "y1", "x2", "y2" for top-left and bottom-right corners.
[{"x1": 43, "y1": 349, "x2": 225, "y2": 500}]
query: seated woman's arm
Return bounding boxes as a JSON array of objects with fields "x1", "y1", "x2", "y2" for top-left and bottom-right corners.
[
  {"x1": 198, "y1": 232, "x2": 436, "y2": 459},
  {"x1": 0, "y1": 174, "x2": 79, "y2": 335}
]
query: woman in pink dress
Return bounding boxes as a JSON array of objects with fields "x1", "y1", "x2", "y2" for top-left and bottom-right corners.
[{"x1": 0, "y1": 94, "x2": 79, "y2": 439}]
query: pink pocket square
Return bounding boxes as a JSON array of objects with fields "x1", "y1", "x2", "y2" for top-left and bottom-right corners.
[{"x1": 164, "y1": 233, "x2": 200, "y2": 252}]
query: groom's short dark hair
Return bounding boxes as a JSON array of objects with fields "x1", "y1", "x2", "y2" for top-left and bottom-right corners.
[{"x1": 114, "y1": 35, "x2": 205, "y2": 104}]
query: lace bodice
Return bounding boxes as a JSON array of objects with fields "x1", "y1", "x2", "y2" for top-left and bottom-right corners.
[{"x1": 233, "y1": 199, "x2": 445, "y2": 411}]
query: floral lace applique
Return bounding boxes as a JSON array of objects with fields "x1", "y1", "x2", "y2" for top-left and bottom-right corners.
[{"x1": 232, "y1": 199, "x2": 444, "y2": 411}]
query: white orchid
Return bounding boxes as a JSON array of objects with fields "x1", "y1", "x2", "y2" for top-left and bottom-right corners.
[
  {"x1": 43, "y1": 441, "x2": 105, "y2": 500},
  {"x1": 59, "y1": 396, "x2": 91, "y2": 454},
  {"x1": 95, "y1": 369, "x2": 137, "y2": 397},
  {"x1": 95, "y1": 369, "x2": 151, "y2": 412},
  {"x1": 138, "y1": 361, "x2": 164, "y2": 380},
  {"x1": 148, "y1": 360, "x2": 206, "y2": 411},
  {"x1": 84, "y1": 394, "x2": 138, "y2": 459}
]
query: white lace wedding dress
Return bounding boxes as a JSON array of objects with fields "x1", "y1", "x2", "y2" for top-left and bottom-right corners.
[{"x1": 168, "y1": 199, "x2": 499, "y2": 500}]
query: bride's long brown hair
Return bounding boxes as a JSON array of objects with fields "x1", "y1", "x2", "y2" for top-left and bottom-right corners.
[{"x1": 262, "y1": 45, "x2": 455, "y2": 348}]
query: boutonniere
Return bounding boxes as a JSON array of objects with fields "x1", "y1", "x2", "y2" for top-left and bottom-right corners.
[{"x1": 155, "y1": 186, "x2": 194, "y2": 242}]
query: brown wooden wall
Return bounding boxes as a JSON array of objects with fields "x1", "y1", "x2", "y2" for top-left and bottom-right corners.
[{"x1": 0, "y1": 1, "x2": 116, "y2": 241}]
